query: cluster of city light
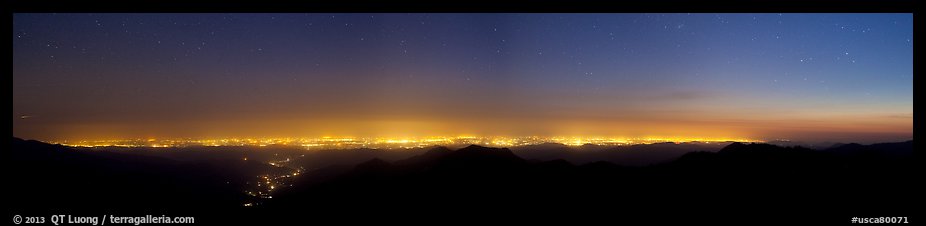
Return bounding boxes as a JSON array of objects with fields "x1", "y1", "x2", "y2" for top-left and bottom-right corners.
[
  {"x1": 242, "y1": 157, "x2": 303, "y2": 207},
  {"x1": 55, "y1": 136, "x2": 761, "y2": 149}
]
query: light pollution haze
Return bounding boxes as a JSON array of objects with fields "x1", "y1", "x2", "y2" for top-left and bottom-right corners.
[{"x1": 13, "y1": 13, "x2": 912, "y2": 143}]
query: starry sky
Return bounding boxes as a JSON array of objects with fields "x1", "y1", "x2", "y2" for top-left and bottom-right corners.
[{"x1": 13, "y1": 13, "x2": 912, "y2": 143}]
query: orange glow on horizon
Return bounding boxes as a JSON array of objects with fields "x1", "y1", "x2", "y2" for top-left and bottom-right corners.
[{"x1": 50, "y1": 135, "x2": 764, "y2": 149}]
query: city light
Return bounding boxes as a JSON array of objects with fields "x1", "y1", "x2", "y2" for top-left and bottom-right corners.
[{"x1": 53, "y1": 136, "x2": 761, "y2": 149}]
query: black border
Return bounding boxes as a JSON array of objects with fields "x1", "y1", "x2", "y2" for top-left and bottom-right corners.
[{"x1": 6, "y1": 0, "x2": 921, "y2": 225}]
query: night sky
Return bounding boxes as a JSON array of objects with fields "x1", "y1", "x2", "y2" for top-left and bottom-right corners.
[{"x1": 13, "y1": 13, "x2": 912, "y2": 143}]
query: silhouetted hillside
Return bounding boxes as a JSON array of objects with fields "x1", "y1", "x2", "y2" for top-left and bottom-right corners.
[
  {"x1": 510, "y1": 141, "x2": 731, "y2": 166},
  {"x1": 9, "y1": 138, "x2": 246, "y2": 212},
  {"x1": 393, "y1": 146, "x2": 452, "y2": 166},
  {"x1": 10, "y1": 138, "x2": 914, "y2": 224},
  {"x1": 826, "y1": 140, "x2": 913, "y2": 156},
  {"x1": 288, "y1": 146, "x2": 439, "y2": 171},
  {"x1": 263, "y1": 141, "x2": 914, "y2": 224}
]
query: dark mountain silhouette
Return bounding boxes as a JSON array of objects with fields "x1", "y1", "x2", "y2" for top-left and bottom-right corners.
[
  {"x1": 9, "y1": 137, "x2": 246, "y2": 214},
  {"x1": 510, "y1": 141, "x2": 732, "y2": 166},
  {"x1": 431, "y1": 144, "x2": 526, "y2": 169},
  {"x1": 287, "y1": 146, "x2": 440, "y2": 171},
  {"x1": 10, "y1": 137, "x2": 914, "y2": 224},
  {"x1": 264, "y1": 141, "x2": 913, "y2": 224},
  {"x1": 826, "y1": 140, "x2": 913, "y2": 156},
  {"x1": 392, "y1": 146, "x2": 452, "y2": 166}
]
